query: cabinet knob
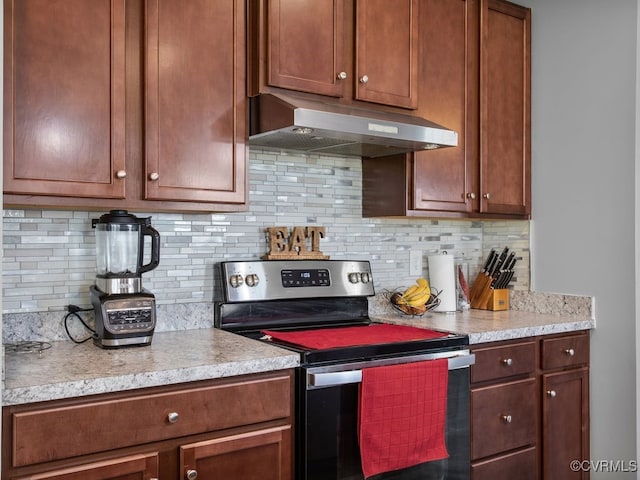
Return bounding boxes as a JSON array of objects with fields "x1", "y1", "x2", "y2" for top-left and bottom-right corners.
[
  {"x1": 115, "y1": 170, "x2": 127, "y2": 179},
  {"x1": 466, "y1": 192, "x2": 476, "y2": 200},
  {"x1": 167, "y1": 412, "x2": 179, "y2": 424},
  {"x1": 186, "y1": 470, "x2": 198, "y2": 480},
  {"x1": 359, "y1": 75, "x2": 369, "y2": 84},
  {"x1": 149, "y1": 172, "x2": 160, "y2": 181},
  {"x1": 502, "y1": 414, "x2": 512, "y2": 424},
  {"x1": 564, "y1": 348, "x2": 575, "y2": 356},
  {"x1": 483, "y1": 193, "x2": 491, "y2": 199},
  {"x1": 502, "y1": 358, "x2": 513, "y2": 366},
  {"x1": 337, "y1": 71, "x2": 347, "y2": 80},
  {"x1": 547, "y1": 389, "x2": 557, "y2": 398}
]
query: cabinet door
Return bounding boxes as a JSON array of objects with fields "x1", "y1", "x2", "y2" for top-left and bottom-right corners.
[
  {"x1": 413, "y1": 0, "x2": 479, "y2": 212},
  {"x1": 480, "y1": 0, "x2": 531, "y2": 216},
  {"x1": 3, "y1": 0, "x2": 126, "y2": 199},
  {"x1": 145, "y1": 0, "x2": 247, "y2": 204},
  {"x1": 354, "y1": 0, "x2": 419, "y2": 109},
  {"x1": 180, "y1": 426, "x2": 292, "y2": 480},
  {"x1": 15, "y1": 453, "x2": 158, "y2": 480},
  {"x1": 267, "y1": 0, "x2": 345, "y2": 97},
  {"x1": 542, "y1": 368, "x2": 590, "y2": 479}
]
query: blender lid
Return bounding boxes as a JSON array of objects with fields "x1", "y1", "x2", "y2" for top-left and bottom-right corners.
[{"x1": 92, "y1": 210, "x2": 151, "y2": 227}]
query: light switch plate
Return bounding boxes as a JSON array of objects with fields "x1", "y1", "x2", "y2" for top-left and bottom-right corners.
[{"x1": 409, "y1": 249, "x2": 422, "y2": 276}]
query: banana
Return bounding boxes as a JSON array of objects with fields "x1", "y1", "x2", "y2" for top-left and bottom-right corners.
[
  {"x1": 416, "y1": 277, "x2": 430, "y2": 290},
  {"x1": 401, "y1": 284, "x2": 420, "y2": 299},
  {"x1": 406, "y1": 289, "x2": 431, "y2": 307},
  {"x1": 403, "y1": 285, "x2": 427, "y2": 301}
]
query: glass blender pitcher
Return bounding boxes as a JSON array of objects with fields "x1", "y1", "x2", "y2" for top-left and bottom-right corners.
[
  {"x1": 90, "y1": 210, "x2": 160, "y2": 348},
  {"x1": 93, "y1": 209, "x2": 160, "y2": 294}
]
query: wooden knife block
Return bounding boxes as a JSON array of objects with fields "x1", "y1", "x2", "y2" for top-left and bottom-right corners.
[{"x1": 471, "y1": 288, "x2": 510, "y2": 311}]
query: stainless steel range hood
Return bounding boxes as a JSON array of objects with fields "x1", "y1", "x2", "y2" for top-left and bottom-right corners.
[{"x1": 249, "y1": 93, "x2": 458, "y2": 158}]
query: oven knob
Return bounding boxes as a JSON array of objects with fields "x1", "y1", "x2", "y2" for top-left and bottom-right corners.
[
  {"x1": 360, "y1": 272, "x2": 371, "y2": 283},
  {"x1": 348, "y1": 272, "x2": 360, "y2": 284},
  {"x1": 229, "y1": 274, "x2": 244, "y2": 288},
  {"x1": 245, "y1": 274, "x2": 260, "y2": 287}
]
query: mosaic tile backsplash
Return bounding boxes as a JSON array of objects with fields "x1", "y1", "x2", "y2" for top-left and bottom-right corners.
[{"x1": 3, "y1": 149, "x2": 530, "y2": 339}]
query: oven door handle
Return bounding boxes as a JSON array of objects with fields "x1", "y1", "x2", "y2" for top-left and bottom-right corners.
[{"x1": 307, "y1": 350, "x2": 475, "y2": 389}]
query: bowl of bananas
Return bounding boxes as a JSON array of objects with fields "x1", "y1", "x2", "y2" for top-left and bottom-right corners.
[{"x1": 387, "y1": 277, "x2": 441, "y2": 316}]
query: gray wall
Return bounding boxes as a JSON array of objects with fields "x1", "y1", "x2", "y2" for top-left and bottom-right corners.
[{"x1": 521, "y1": 0, "x2": 638, "y2": 476}]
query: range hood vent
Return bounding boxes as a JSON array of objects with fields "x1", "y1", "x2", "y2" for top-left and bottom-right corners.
[{"x1": 249, "y1": 93, "x2": 458, "y2": 158}]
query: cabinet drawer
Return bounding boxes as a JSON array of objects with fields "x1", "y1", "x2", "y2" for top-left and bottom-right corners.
[
  {"x1": 472, "y1": 446, "x2": 537, "y2": 480},
  {"x1": 10, "y1": 372, "x2": 292, "y2": 467},
  {"x1": 541, "y1": 333, "x2": 589, "y2": 370},
  {"x1": 471, "y1": 341, "x2": 536, "y2": 383},
  {"x1": 471, "y1": 378, "x2": 537, "y2": 460}
]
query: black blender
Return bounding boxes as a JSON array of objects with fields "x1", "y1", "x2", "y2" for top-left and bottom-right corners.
[{"x1": 90, "y1": 210, "x2": 160, "y2": 348}]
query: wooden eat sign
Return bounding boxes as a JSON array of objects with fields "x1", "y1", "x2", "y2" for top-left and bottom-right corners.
[{"x1": 263, "y1": 226, "x2": 329, "y2": 260}]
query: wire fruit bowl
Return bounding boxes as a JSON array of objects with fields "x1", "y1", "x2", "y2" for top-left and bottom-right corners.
[{"x1": 384, "y1": 288, "x2": 441, "y2": 316}]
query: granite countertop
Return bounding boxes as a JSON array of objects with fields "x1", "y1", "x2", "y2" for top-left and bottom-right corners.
[
  {"x1": 3, "y1": 328, "x2": 300, "y2": 406},
  {"x1": 372, "y1": 308, "x2": 594, "y2": 344},
  {"x1": 3, "y1": 292, "x2": 595, "y2": 407}
]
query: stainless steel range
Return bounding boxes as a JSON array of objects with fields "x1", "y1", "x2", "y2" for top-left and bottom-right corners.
[{"x1": 215, "y1": 260, "x2": 474, "y2": 480}]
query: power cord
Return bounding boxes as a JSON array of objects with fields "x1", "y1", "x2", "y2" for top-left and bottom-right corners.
[{"x1": 64, "y1": 305, "x2": 97, "y2": 344}]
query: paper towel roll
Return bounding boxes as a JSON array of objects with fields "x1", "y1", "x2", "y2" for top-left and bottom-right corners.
[{"x1": 428, "y1": 254, "x2": 456, "y2": 312}]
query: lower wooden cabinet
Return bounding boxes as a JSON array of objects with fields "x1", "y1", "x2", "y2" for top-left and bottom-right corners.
[
  {"x1": 470, "y1": 331, "x2": 590, "y2": 480},
  {"x1": 472, "y1": 378, "x2": 537, "y2": 460},
  {"x1": 541, "y1": 337, "x2": 590, "y2": 479},
  {"x1": 13, "y1": 453, "x2": 159, "y2": 480},
  {"x1": 472, "y1": 446, "x2": 537, "y2": 480},
  {"x1": 181, "y1": 426, "x2": 291, "y2": 480},
  {"x1": 3, "y1": 370, "x2": 294, "y2": 480}
]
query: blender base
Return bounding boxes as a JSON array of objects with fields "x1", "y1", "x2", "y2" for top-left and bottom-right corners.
[{"x1": 90, "y1": 286, "x2": 157, "y2": 348}]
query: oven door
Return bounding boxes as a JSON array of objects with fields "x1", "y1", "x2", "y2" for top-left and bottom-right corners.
[{"x1": 298, "y1": 350, "x2": 475, "y2": 480}]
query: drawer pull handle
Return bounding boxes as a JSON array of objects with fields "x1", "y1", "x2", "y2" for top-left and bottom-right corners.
[
  {"x1": 547, "y1": 390, "x2": 557, "y2": 398},
  {"x1": 502, "y1": 358, "x2": 513, "y2": 366},
  {"x1": 502, "y1": 414, "x2": 512, "y2": 424},
  {"x1": 167, "y1": 412, "x2": 179, "y2": 424},
  {"x1": 186, "y1": 469, "x2": 198, "y2": 480},
  {"x1": 564, "y1": 348, "x2": 575, "y2": 356}
]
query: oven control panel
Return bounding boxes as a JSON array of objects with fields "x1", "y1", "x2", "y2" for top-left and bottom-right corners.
[
  {"x1": 220, "y1": 260, "x2": 374, "y2": 302},
  {"x1": 281, "y1": 268, "x2": 330, "y2": 287}
]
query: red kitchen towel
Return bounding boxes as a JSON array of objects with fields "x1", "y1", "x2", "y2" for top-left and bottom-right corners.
[
  {"x1": 261, "y1": 324, "x2": 447, "y2": 350},
  {"x1": 358, "y1": 359, "x2": 449, "y2": 478}
]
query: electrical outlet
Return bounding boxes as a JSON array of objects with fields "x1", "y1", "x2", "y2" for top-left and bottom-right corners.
[{"x1": 409, "y1": 249, "x2": 422, "y2": 276}]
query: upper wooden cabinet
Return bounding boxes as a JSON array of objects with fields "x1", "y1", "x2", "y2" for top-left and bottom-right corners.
[
  {"x1": 480, "y1": 0, "x2": 531, "y2": 216},
  {"x1": 363, "y1": 0, "x2": 531, "y2": 220},
  {"x1": 353, "y1": 0, "x2": 419, "y2": 108},
  {"x1": 4, "y1": 0, "x2": 247, "y2": 212},
  {"x1": 249, "y1": 0, "x2": 419, "y2": 110},
  {"x1": 144, "y1": 0, "x2": 246, "y2": 204},
  {"x1": 3, "y1": 0, "x2": 127, "y2": 200},
  {"x1": 263, "y1": 0, "x2": 345, "y2": 97}
]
